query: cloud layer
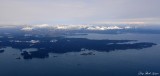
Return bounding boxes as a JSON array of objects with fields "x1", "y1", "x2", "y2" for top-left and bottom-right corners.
[{"x1": 0, "y1": 0, "x2": 160, "y2": 25}]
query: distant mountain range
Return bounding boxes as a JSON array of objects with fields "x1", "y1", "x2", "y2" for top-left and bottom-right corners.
[
  {"x1": 21, "y1": 24, "x2": 132, "y2": 31},
  {"x1": 0, "y1": 24, "x2": 160, "y2": 34}
]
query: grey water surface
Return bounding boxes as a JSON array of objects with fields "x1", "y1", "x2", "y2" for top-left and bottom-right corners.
[{"x1": 0, "y1": 33, "x2": 160, "y2": 76}]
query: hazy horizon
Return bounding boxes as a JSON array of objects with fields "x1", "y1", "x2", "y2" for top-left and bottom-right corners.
[{"x1": 0, "y1": 0, "x2": 160, "y2": 25}]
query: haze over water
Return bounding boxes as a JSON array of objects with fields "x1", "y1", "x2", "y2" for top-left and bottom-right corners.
[{"x1": 1, "y1": 0, "x2": 160, "y2": 76}]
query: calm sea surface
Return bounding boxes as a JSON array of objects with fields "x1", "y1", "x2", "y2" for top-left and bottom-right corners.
[{"x1": 0, "y1": 33, "x2": 160, "y2": 76}]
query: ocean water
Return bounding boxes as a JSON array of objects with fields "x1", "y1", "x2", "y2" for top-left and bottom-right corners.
[{"x1": 0, "y1": 33, "x2": 160, "y2": 76}]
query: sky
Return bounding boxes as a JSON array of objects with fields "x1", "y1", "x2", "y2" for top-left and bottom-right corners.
[{"x1": 0, "y1": 0, "x2": 160, "y2": 25}]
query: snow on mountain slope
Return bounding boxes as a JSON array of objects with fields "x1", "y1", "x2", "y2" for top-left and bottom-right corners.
[{"x1": 20, "y1": 24, "x2": 133, "y2": 31}]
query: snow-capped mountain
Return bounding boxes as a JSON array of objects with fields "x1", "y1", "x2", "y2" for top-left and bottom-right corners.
[{"x1": 20, "y1": 24, "x2": 133, "y2": 31}]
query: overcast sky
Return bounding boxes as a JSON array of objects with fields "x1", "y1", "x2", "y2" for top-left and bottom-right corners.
[{"x1": 0, "y1": 0, "x2": 160, "y2": 25}]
